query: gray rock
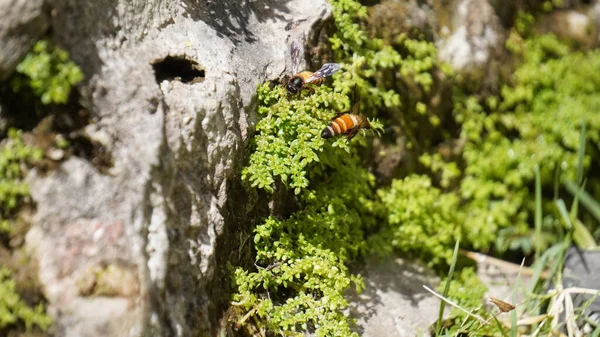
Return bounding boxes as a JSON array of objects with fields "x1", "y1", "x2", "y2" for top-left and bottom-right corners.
[
  {"x1": 536, "y1": 4, "x2": 600, "y2": 48},
  {"x1": 0, "y1": 0, "x2": 48, "y2": 80},
  {"x1": 437, "y1": 0, "x2": 507, "y2": 88},
  {"x1": 24, "y1": 1, "x2": 331, "y2": 336},
  {"x1": 349, "y1": 258, "x2": 442, "y2": 337}
]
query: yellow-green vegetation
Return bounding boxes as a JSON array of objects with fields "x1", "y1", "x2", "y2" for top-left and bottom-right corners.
[
  {"x1": 456, "y1": 33, "x2": 600, "y2": 253},
  {"x1": 11, "y1": 40, "x2": 83, "y2": 105},
  {"x1": 0, "y1": 38, "x2": 83, "y2": 335},
  {"x1": 0, "y1": 129, "x2": 43, "y2": 233},
  {"x1": 371, "y1": 175, "x2": 461, "y2": 267},
  {"x1": 0, "y1": 130, "x2": 48, "y2": 332},
  {"x1": 0, "y1": 268, "x2": 51, "y2": 331},
  {"x1": 437, "y1": 268, "x2": 493, "y2": 335},
  {"x1": 234, "y1": 84, "x2": 378, "y2": 336},
  {"x1": 232, "y1": 0, "x2": 600, "y2": 335}
]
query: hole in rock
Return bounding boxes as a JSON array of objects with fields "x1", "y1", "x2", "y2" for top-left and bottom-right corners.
[{"x1": 152, "y1": 56, "x2": 205, "y2": 84}]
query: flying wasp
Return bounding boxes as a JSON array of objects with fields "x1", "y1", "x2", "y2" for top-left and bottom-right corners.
[
  {"x1": 321, "y1": 96, "x2": 371, "y2": 140},
  {"x1": 287, "y1": 41, "x2": 342, "y2": 95}
]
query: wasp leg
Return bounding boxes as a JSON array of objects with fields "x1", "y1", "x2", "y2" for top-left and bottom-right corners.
[
  {"x1": 345, "y1": 127, "x2": 360, "y2": 140},
  {"x1": 303, "y1": 85, "x2": 316, "y2": 95}
]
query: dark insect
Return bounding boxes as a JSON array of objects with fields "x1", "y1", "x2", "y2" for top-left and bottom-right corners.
[
  {"x1": 287, "y1": 41, "x2": 342, "y2": 95},
  {"x1": 321, "y1": 100, "x2": 371, "y2": 140},
  {"x1": 489, "y1": 296, "x2": 516, "y2": 313}
]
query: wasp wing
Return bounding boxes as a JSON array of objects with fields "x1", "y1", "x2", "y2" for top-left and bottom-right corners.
[
  {"x1": 305, "y1": 63, "x2": 342, "y2": 83},
  {"x1": 290, "y1": 41, "x2": 303, "y2": 75}
]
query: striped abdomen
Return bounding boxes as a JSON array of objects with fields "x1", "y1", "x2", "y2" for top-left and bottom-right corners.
[
  {"x1": 321, "y1": 114, "x2": 370, "y2": 140},
  {"x1": 296, "y1": 71, "x2": 325, "y2": 85}
]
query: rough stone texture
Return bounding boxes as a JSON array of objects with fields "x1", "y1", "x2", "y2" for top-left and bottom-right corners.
[
  {"x1": 349, "y1": 258, "x2": 443, "y2": 337},
  {"x1": 536, "y1": 3, "x2": 600, "y2": 48},
  {"x1": 0, "y1": 0, "x2": 48, "y2": 80},
  {"x1": 23, "y1": 1, "x2": 331, "y2": 336},
  {"x1": 437, "y1": 0, "x2": 507, "y2": 90}
]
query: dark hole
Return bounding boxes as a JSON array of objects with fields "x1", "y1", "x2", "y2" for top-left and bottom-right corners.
[{"x1": 152, "y1": 56, "x2": 205, "y2": 84}]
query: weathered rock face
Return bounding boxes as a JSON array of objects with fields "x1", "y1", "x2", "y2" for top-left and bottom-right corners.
[
  {"x1": 437, "y1": 0, "x2": 508, "y2": 92},
  {"x1": 0, "y1": 0, "x2": 48, "y2": 81},
  {"x1": 349, "y1": 258, "x2": 442, "y2": 337},
  {"x1": 22, "y1": 1, "x2": 331, "y2": 336}
]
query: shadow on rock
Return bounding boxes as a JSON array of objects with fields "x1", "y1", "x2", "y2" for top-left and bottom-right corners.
[
  {"x1": 348, "y1": 257, "x2": 441, "y2": 337},
  {"x1": 181, "y1": 0, "x2": 292, "y2": 43}
]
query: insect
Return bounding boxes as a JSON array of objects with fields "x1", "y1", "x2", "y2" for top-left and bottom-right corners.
[
  {"x1": 287, "y1": 41, "x2": 342, "y2": 95},
  {"x1": 321, "y1": 100, "x2": 371, "y2": 140}
]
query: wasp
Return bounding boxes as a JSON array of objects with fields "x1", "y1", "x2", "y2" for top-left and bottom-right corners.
[
  {"x1": 321, "y1": 100, "x2": 371, "y2": 140},
  {"x1": 287, "y1": 41, "x2": 342, "y2": 95}
]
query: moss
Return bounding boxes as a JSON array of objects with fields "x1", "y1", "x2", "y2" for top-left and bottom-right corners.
[
  {"x1": 371, "y1": 175, "x2": 462, "y2": 267},
  {"x1": 0, "y1": 129, "x2": 43, "y2": 233},
  {"x1": 233, "y1": 0, "x2": 600, "y2": 335},
  {"x1": 76, "y1": 263, "x2": 139, "y2": 297},
  {"x1": 455, "y1": 33, "x2": 600, "y2": 253},
  {"x1": 234, "y1": 80, "x2": 380, "y2": 335},
  {"x1": 0, "y1": 38, "x2": 83, "y2": 336},
  {"x1": 11, "y1": 40, "x2": 83, "y2": 105},
  {"x1": 0, "y1": 268, "x2": 51, "y2": 332}
]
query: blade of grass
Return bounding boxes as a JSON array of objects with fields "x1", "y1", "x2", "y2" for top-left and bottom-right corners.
[
  {"x1": 556, "y1": 198, "x2": 574, "y2": 273},
  {"x1": 435, "y1": 236, "x2": 461, "y2": 336},
  {"x1": 554, "y1": 166, "x2": 560, "y2": 201},
  {"x1": 534, "y1": 165, "x2": 542, "y2": 261},
  {"x1": 577, "y1": 119, "x2": 586, "y2": 186},
  {"x1": 560, "y1": 185, "x2": 598, "y2": 248},
  {"x1": 493, "y1": 315, "x2": 509, "y2": 337},
  {"x1": 592, "y1": 325, "x2": 600, "y2": 337},
  {"x1": 556, "y1": 199, "x2": 573, "y2": 231},
  {"x1": 510, "y1": 259, "x2": 525, "y2": 337},
  {"x1": 564, "y1": 180, "x2": 600, "y2": 224},
  {"x1": 570, "y1": 120, "x2": 586, "y2": 221}
]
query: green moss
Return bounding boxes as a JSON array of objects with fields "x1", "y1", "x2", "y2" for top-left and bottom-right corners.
[
  {"x1": 233, "y1": 0, "x2": 600, "y2": 334},
  {"x1": 371, "y1": 175, "x2": 462, "y2": 267},
  {"x1": 456, "y1": 34, "x2": 600, "y2": 253},
  {"x1": 242, "y1": 84, "x2": 352, "y2": 195},
  {"x1": 234, "y1": 0, "x2": 471, "y2": 333},
  {"x1": 0, "y1": 129, "x2": 43, "y2": 233},
  {"x1": 0, "y1": 268, "x2": 51, "y2": 331},
  {"x1": 11, "y1": 40, "x2": 83, "y2": 105},
  {"x1": 235, "y1": 79, "x2": 382, "y2": 335}
]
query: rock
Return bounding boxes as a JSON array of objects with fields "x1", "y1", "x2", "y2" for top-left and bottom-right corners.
[
  {"x1": 563, "y1": 247, "x2": 600, "y2": 320},
  {"x1": 349, "y1": 258, "x2": 442, "y2": 337},
  {"x1": 536, "y1": 6, "x2": 599, "y2": 48},
  {"x1": 0, "y1": 0, "x2": 48, "y2": 81},
  {"x1": 437, "y1": 0, "x2": 508, "y2": 91},
  {"x1": 368, "y1": 0, "x2": 437, "y2": 43},
  {"x1": 24, "y1": 1, "x2": 332, "y2": 336}
]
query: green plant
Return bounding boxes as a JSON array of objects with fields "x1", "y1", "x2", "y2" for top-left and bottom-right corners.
[
  {"x1": 242, "y1": 84, "x2": 351, "y2": 194},
  {"x1": 330, "y1": 0, "x2": 453, "y2": 152},
  {"x1": 371, "y1": 175, "x2": 462, "y2": 267},
  {"x1": 455, "y1": 33, "x2": 600, "y2": 253},
  {"x1": 12, "y1": 40, "x2": 83, "y2": 105},
  {"x1": 0, "y1": 129, "x2": 43, "y2": 233},
  {"x1": 0, "y1": 267, "x2": 51, "y2": 331},
  {"x1": 234, "y1": 78, "x2": 382, "y2": 335},
  {"x1": 436, "y1": 267, "x2": 491, "y2": 336},
  {"x1": 234, "y1": 0, "x2": 600, "y2": 335}
]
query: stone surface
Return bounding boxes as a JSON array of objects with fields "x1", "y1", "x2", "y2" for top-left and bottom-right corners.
[
  {"x1": 437, "y1": 0, "x2": 507, "y2": 88},
  {"x1": 536, "y1": 5, "x2": 600, "y2": 48},
  {"x1": 0, "y1": 0, "x2": 48, "y2": 80},
  {"x1": 349, "y1": 258, "x2": 442, "y2": 337},
  {"x1": 23, "y1": 1, "x2": 332, "y2": 336}
]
